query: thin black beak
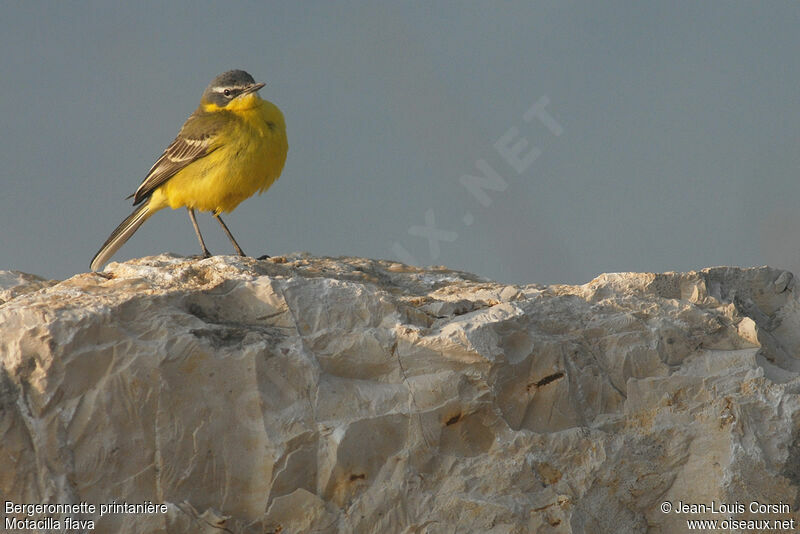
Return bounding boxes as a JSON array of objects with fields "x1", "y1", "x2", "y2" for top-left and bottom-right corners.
[{"x1": 243, "y1": 82, "x2": 266, "y2": 95}]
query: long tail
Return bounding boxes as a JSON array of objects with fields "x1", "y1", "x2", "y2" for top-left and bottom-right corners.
[{"x1": 90, "y1": 201, "x2": 154, "y2": 271}]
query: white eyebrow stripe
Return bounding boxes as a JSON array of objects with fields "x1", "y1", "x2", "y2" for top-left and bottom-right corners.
[{"x1": 211, "y1": 85, "x2": 247, "y2": 93}]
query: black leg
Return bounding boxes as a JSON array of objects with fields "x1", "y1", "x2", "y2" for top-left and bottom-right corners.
[
  {"x1": 187, "y1": 208, "x2": 211, "y2": 257},
  {"x1": 214, "y1": 214, "x2": 246, "y2": 256}
]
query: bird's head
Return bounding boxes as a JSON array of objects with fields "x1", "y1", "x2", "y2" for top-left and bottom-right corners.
[{"x1": 201, "y1": 70, "x2": 265, "y2": 111}]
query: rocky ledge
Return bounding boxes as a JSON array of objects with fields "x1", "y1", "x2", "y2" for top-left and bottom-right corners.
[{"x1": 2, "y1": 255, "x2": 800, "y2": 533}]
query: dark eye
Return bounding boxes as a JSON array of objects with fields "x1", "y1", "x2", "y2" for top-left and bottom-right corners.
[{"x1": 223, "y1": 89, "x2": 231, "y2": 97}]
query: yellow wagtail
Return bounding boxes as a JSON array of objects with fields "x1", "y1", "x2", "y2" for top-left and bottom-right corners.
[{"x1": 90, "y1": 69, "x2": 288, "y2": 271}]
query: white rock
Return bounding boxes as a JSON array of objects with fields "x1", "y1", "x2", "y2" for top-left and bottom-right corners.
[{"x1": 1, "y1": 255, "x2": 799, "y2": 533}]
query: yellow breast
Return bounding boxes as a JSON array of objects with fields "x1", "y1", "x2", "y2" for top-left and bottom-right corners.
[{"x1": 155, "y1": 95, "x2": 288, "y2": 214}]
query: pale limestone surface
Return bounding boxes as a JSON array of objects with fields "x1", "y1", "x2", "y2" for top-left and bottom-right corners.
[{"x1": 2, "y1": 254, "x2": 800, "y2": 533}]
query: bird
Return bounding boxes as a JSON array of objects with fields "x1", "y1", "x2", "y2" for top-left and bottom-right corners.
[{"x1": 90, "y1": 69, "x2": 288, "y2": 271}]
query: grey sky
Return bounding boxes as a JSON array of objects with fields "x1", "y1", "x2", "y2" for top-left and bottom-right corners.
[{"x1": 2, "y1": 2, "x2": 799, "y2": 285}]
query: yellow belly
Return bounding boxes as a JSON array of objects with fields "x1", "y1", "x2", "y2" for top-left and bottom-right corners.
[{"x1": 151, "y1": 100, "x2": 287, "y2": 214}]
